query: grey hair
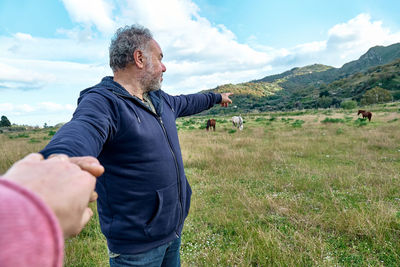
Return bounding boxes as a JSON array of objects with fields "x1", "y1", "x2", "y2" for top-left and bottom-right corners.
[{"x1": 109, "y1": 25, "x2": 153, "y2": 72}]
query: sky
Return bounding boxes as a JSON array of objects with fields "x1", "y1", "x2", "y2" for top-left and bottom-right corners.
[{"x1": 0, "y1": 0, "x2": 400, "y2": 126}]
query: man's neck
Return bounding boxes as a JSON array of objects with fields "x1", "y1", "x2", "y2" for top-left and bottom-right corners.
[{"x1": 113, "y1": 69, "x2": 144, "y2": 100}]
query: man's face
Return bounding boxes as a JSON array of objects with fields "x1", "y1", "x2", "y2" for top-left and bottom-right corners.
[{"x1": 141, "y1": 39, "x2": 166, "y2": 92}]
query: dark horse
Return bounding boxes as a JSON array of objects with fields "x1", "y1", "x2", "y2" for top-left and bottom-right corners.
[
  {"x1": 206, "y1": 119, "x2": 216, "y2": 131},
  {"x1": 357, "y1": 110, "x2": 372, "y2": 121}
]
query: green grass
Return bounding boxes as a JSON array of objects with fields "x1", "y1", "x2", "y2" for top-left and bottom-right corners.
[{"x1": 1, "y1": 104, "x2": 400, "y2": 266}]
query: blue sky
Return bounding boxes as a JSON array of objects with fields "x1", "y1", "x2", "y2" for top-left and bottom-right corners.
[{"x1": 1, "y1": 0, "x2": 399, "y2": 126}]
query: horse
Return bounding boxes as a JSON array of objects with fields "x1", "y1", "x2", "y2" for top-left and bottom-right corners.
[
  {"x1": 231, "y1": 116, "x2": 243, "y2": 131},
  {"x1": 206, "y1": 119, "x2": 216, "y2": 131},
  {"x1": 357, "y1": 110, "x2": 372, "y2": 121}
]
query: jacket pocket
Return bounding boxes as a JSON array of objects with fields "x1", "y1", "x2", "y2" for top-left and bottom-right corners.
[
  {"x1": 185, "y1": 181, "x2": 192, "y2": 217},
  {"x1": 144, "y1": 183, "x2": 180, "y2": 238}
]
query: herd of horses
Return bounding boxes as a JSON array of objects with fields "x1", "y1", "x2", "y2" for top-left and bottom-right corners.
[{"x1": 205, "y1": 110, "x2": 372, "y2": 131}]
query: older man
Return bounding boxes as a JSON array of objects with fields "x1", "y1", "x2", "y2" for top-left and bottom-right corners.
[{"x1": 41, "y1": 24, "x2": 232, "y2": 266}]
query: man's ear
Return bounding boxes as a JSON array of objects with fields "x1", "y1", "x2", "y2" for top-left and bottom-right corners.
[{"x1": 133, "y1": 50, "x2": 145, "y2": 69}]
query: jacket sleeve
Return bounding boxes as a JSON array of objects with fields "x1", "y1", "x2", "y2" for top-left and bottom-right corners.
[
  {"x1": 40, "y1": 92, "x2": 119, "y2": 158},
  {"x1": 0, "y1": 179, "x2": 63, "y2": 267},
  {"x1": 163, "y1": 92, "x2": 222, "y2": 118}
]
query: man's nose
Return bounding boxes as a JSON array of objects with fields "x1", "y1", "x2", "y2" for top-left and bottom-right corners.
[{"x1": 162, "y1": 63, "x2": 166, "y2": 72}]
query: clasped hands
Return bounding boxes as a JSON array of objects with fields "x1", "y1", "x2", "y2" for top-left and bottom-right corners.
[{"x1": 2, "y1": 153, "x2": 104, "y2": 238}]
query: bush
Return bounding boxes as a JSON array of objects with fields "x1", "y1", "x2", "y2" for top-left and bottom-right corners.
[
  {"x1": 341, "y1": 100, "x2": 357, "y2": 110},
  {"x1": 292, "y1": 120, "x2": 304, "y2": 128},
  {"x1": 321, "y1": 118, "x2": 345, "y2": 123},
  {"x1": 182, "y1": 119, "x2": 196, "y2": 126},
  {"x1": 336, "y1": 128, "x2": 344, "y2": 135},
  {"x1": 361, "y1": 87, "x2": 392, "y2": 105},
  {"x1": 354, "y1": 118, "x2": 368, "y2": 127}
]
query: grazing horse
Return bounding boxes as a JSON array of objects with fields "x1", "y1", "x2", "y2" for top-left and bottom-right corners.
[
  {"x1": 231, "y1": 116, "x2": 244, "y2": 131},
  {"x1": 206, "y1": 119, "x2": 216, "y2": 131},
  {"x1": 357, "y1": 110, "x2": 372, "y2": 121}
]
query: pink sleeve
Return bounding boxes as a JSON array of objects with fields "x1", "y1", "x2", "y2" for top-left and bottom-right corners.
[{"x1": 0, "y1": 179, "x2": 64, "y2": 267}]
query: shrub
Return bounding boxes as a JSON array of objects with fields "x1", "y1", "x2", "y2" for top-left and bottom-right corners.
[
  {"x1": 292, "y1": 120, "x2": 304, "y2": 128},
  {"x1": 321, "y1": 118, "x2": 345, "y2": 123},
  {"x1": 361, "y1": 87, "x2": 392, "y2": 105},
  {"x1": 336, "y1": 128, "x2": 344, "y2": 135},
  {"x1": 182, "y1": 119, "x2": 196, "y2": 126},
  {"x1": 354, "y1": 118, "x2": 368, "y2": 127},
  {"x1": 341, "y1": 100, "x2": 357, "y2": 110},
  {"x1": 228, "y1": 129, "x2": 236, "y2": 134}
]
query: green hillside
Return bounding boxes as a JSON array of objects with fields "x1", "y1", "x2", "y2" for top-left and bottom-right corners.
[{"x1": 200, "y1": 42, "x2": 400, "y2": 115}]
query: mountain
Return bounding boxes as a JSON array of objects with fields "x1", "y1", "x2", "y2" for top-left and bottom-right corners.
[
  {"x1": 341, "y1": 43, "x2": 400, "y2": 75},
  {"x1": 200, "y1": 42, "x2": 400, "y2": 115}
]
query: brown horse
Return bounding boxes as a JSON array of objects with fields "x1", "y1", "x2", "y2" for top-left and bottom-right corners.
[
  {"x1": 206, "y1": 119, "x2": 216, "y2": 131},
  {"x1": 357, "y1": 110, "x2": 372, "y2": 121}
]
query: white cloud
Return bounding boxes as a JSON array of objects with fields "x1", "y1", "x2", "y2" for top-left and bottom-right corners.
[
  {"x1": 39, "y1": 102, "x2": 75, "y2": 112},
  {"x1": 0, "y1": 34, "x2": 109, "y2": 62},
  {"x1": 325, "y1": 13, "x2": 400, "y2": 62},
  {"x1": 0, "y1": 62, "x2": 55, "y2": 90},
  {"x1": 271, "y1": 13, "x2": 400, "y2": 68},
  {"x1": 14, "y1": 33, "x2": 33, "y2": 41},
  {"x1": 0, "y1": 102, "x2": 75, "y2": 114},
  {"x1": 61, "y1": 0, "x2": 116, "y2": 34},
  {"x1": 0, "y1": 103, "x2": 14, "y2": 112}
]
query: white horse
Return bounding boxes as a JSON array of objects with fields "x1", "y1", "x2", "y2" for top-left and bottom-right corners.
[{"x1": 231, "y1": 116, "x2": 243, "y2": 131}]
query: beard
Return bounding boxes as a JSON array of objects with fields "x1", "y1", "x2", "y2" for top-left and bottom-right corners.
[{"x1": 140, "y1": 61, "x2": 162, "y2": 93}]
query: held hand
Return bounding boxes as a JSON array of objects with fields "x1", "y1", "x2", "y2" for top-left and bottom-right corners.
[
  {"x1": 220, "y1": 92, "x2": 233, "y2": 107},
  {"x1": 2, "y1": 153, "x2": 103, "y2": 238},
  {"x1": 50, "y1": 154, "x2": 104, "y2": 202}
]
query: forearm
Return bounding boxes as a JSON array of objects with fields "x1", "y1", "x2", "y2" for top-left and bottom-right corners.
[
  {"x1": 172, "y1": 92, "x2": 222, "y2": 117},
  {"x1": 0, "y1": 179, "x2": 63, "y2": 267},
  {"x1": 41, "y1": 119, "x2": 107, "y2": 158}
]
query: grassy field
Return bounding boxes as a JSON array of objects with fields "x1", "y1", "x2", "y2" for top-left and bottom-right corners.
[{"x1": 1, "y1": 103, "x2": 400, "y2": 266}]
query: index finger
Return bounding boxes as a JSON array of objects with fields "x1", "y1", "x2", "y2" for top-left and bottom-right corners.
[{"x1": 70, "y1": 156, "x2": 105, "y2": 177}]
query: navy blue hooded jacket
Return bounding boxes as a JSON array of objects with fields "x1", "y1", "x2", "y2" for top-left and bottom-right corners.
[{"x1": 40, "y1": 76, "x2": 222, "y2": 253}]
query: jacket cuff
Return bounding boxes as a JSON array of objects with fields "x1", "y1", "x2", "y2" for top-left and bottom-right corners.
[{"x1": 215, "y1": 93, "x2": 222, "y2": 104}]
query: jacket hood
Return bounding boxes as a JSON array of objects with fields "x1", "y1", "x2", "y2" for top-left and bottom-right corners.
[{"x1": 78, "y1": 76, "x2": 163, "y2": 115}]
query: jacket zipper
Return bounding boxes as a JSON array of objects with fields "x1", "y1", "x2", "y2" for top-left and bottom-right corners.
[
  {"x1": 157, "y1": 116, "x2": 183, "y2": 237},
  {"x1": 113, "y1": 90, "x2": 183, "y2": 237}
]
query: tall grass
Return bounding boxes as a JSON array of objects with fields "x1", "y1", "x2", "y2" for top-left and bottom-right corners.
[{"x1": 1, "y1": 105, "x2": 399, "y2": 266}]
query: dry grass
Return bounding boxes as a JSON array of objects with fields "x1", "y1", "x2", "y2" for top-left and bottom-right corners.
[{"x1": 1, "y1": 104, "x2": 399, "y2": 266}]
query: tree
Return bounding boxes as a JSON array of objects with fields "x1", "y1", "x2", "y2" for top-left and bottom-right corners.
[
  {"x1": 317, "y1": 96, "x2": 333, "y2": 108},
  {"x1": 361, "y1": 86, "x2": 392, "y2": 105},
  {"x1": 0, "y1": 115, "x2": 11, "y2": 127},
  {"x1": 341, "y1": 100, "x2": 357, "y2": 110}
]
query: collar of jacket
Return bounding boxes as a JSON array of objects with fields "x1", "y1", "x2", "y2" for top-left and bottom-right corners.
[{"x1": 101, "y1": 76, "x2": 164, "y2": 116}]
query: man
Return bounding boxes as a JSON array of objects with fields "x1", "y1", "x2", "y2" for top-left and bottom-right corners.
[{"x1": 41, "y1": 24, "x2": 232, "y2": 266}]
